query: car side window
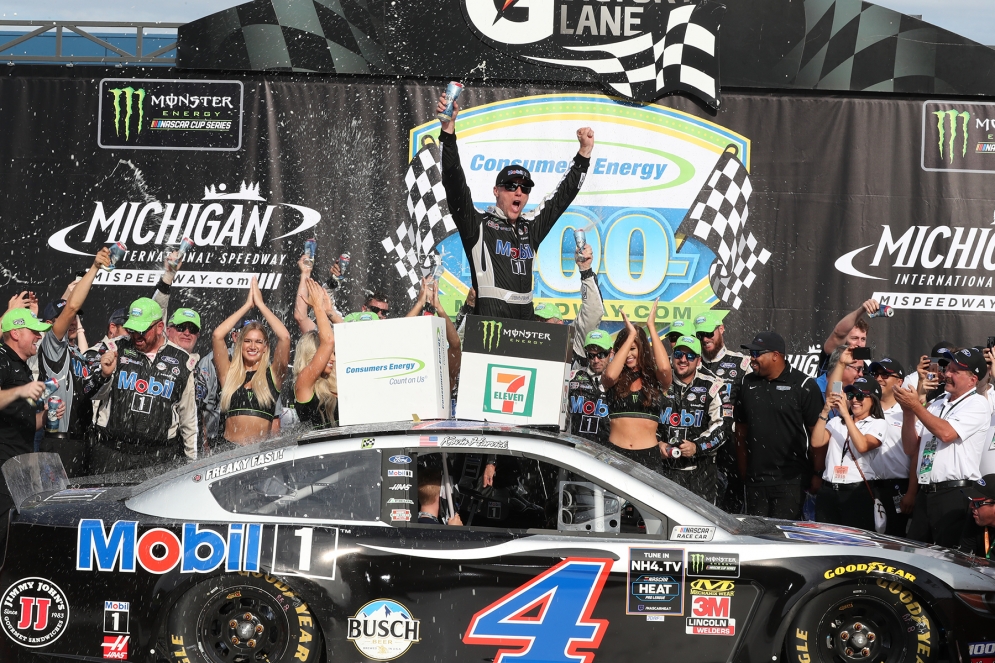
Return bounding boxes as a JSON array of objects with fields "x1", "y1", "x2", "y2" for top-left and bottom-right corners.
[
  {"x1": 408, "y1": 450, "x2": 667, "y2": 536},
  {"x1": 210, "y1": 450, "x2": 381, "y2": 520}
]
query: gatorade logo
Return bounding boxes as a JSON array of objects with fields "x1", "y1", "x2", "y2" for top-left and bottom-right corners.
[{"x1": 116, "y1": 371, "x2": 175, "y2": 399}]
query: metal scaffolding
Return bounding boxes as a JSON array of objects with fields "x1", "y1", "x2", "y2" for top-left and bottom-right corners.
[{"x1": 0, "y1": 20, "x2": 179, "y2": 65}]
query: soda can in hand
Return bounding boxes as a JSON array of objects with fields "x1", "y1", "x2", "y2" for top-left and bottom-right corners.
[
  {"x1": 304, "y1": 238, "x2": 317, "y2": 268},
  {"x1": 438, "y1": 82, "x2": 464, "y2": 122},
  {"x1": 45, "y1": 397, "x2": 63, "y2": 434},
  {"x1": 337, "y1": 253, "x2": 351, "y2": 281},
  {"x1": 28, "y1": 378, "x2": 59, "y2": 407},
  {"x1": 574, "y1": 228, "x2": 587, "y2": 253},
  {"x1": 103, "y1": 242, "x2": 128, "y2": 272},
  {"x1": 868, "y1": 304, "x2": 894, "y2": 319}
]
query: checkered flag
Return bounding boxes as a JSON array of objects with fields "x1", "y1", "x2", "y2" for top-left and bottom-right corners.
[
  {"x1": 381, "y1": 136, "x2": 457, "y2": 299},
  {"x1": 677, "y1": 146, "x2": 771, "y2": 309},
  {"x1": 526, "y1": 1, "x2": 723, "y2": 107}
]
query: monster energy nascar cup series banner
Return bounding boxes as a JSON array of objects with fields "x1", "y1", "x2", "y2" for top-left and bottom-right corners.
[{"x1": 2, "y1": 67, "x2": 995, "y2": 370}]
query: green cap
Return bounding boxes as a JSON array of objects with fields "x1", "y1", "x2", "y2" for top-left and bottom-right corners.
[
  {"x1": 344, "y1": 311, "x2": 380, "y2": 322},
  {"x1": 584, "y1": 329, "x2": 613, "y2": 351},
  {"x1": 694, "y1": 310, "x2": 724, "y2": 334},
  {"x1": 1, "y1": 308, "x2": 52, "y2": 334},
  {"x1": 168, "y1": 308, "x2": 201, "y2": 329},
  {"x1": 666, "y1": 319, "x2": 690, "y2": 338},
  {"x1": 673, "y1": 335, "x2": 702, "y2": 355},
  {"x1": 533, "y1": 302, "x2": 564, "y2": 321},
  {"x1": 123, "y1": 297, "x2": 163, "y2": 333}
]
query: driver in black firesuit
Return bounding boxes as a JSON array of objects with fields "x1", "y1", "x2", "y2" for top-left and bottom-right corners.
[
  {"x1": 568, "y1": 330, "x2": 613, "y2": 446},
  {"x1": 437, "y1": 92, "x2": 594, "y2": 320},
  {"x1": 658, "y1": 335, "x2": 726, "y2": 503}
]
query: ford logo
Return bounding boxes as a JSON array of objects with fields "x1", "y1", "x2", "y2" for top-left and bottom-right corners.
[{"x1": 389, "y1": 455, "x2": 412, "y2": 465}]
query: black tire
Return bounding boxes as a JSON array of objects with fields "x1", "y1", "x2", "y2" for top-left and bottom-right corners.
[
  {"x1": 167, "y1": 572, "x2": 322, "y2": 663},
  {"x1": 788, "y1": 578, "x2": 939, "y2": 663}
]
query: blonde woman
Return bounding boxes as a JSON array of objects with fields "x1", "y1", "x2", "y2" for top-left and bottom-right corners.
[
  {"x1": 212, "y1": 277, "x2": 291, "y2": 445},
  {"x1": 294, "y1": 279, "x2": 337, "y2": 428}
]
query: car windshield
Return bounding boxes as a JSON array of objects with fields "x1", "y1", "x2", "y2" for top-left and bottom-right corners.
[{"x1": 572, "y1": 439, "x2": 754, "y2": 534}]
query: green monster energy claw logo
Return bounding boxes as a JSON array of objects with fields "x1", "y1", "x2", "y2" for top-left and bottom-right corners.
[
  {"x1": 933, "y1": 109, "x2": 970, "y2": 163},
  {"x1": 689, "y1": 553, "x2": 705, "y2": 574},
  {"x1": 481, "y1": 320, "x2": 503, "y2": 351},
  {"x1": 109, "y1": 87, "x2": 146, "y2": 141}
]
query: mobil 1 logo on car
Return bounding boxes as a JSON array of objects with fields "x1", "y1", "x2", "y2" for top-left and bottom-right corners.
[{"x1": 626, "y1": 548, "x2": 685, "y2": 615}]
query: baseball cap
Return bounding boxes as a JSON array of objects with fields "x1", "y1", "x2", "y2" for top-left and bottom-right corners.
[
  {"x1": 169, "y1": 308, "x2": 201, "y2": 329},
  {"x1": 844, "y1": 376, "x2": 881, "y2": 399},
  {"x1": 108, "y1": 308, "x2": 128, "y2": 326},
  {"x1": 1, "y1": 308, "x2": 52, "y2": 334},
  {"x1": 495, "y1": 165, "x2": 535, "y2": 188},
  {"x1": 930, "y1": 340, "x2": 954, "y2": 357},
  {"x1": 122, "y1": 297, "x2": 163, "y2": 333},
  {"x1": 343, "y1": 311, "x2": 380, "y2": 322},
  {"x1": 965, "y1": 474, "x2": 995, "y2": 500},
  {"x1": 673, "y1": 335, "x2": 702, "y2": 356},
  {"x1": 741, "y1": 330, "x2": 786, "y2": 355},
  {"x1": 533, "y1": 302, "x2": 563, "y2": 321},
  {"x1": 666, "y1": 319, "x2": 690, "y2": 340},
  {"x1": 938, "y1": 347, "x2": 988, "y2": 379},
  {"x1": 693, "y1": 311, "x2": 724, "y2": 334},
  {"x1": 584, "y1": 329, "x2": 612, "y2": 351},
  {"x1": 868, "y1": 357, "x2": 905, "y2": 379},
  {"x1": 42, "y1": 299, "x2": 67, "y2": 323}
]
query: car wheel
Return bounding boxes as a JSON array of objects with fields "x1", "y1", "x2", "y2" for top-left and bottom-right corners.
[
  {"x1": 788, "y1": 578, "x2": 939, "y2": 663},
  {"x1": 167, "y1": 572, "x2": 322, "y2": 663}
]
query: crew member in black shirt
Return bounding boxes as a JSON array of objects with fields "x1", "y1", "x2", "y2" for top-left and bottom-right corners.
[
  {"x1": 0, "y1": 308, "x2": 52, "y2": 512},
  {"x1": 735, "y1": 331, "x2": 824, "y2": 519},
  {"x1": 960, "y1": 473, "x2": 995, "y2": 559}
]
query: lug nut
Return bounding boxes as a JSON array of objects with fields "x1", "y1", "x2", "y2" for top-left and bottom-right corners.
[
  {"x1": 231, "y1": 636, "x2": 240, "y2": 645},
  {"x1": 247, "y1": 639, "x2": 256, "y2": 648},
  {"x1": 867, "y1": 632, "x2": 875, "y2": 642},
  {"x1": 229, "y1": 619, "x2": 238, "y2": 629},
  {"x1": 255, "y1": 624, "x2": 264, "y2": 634},
  {"x1": 243, "y1": 612, "x2": 253, "y2": 620},
  {"x1": 840, "y1": 631, "x2": 849, "y2": 640},
  {"x1": 853, "y1": 622, "x2": 863, "y2": 631},
  {"x1": 861, "y1": 648, "x2": 870, "y2": 657},
  {"x1": 845, "y1": 647, "x2": 854, "y2": 656}
]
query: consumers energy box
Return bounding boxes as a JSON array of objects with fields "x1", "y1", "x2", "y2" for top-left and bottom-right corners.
[
  {"x1": 336, "y1": 316, "x2": 450, "y2": 425},
  {"x1": 456, "y1": 316, "x2": 572, "y2": 427}
]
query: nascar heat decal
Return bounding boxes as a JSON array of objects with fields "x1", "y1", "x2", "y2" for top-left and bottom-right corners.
[{"x1": 464, "y1": 558, "x2": 611, "y2": 663}]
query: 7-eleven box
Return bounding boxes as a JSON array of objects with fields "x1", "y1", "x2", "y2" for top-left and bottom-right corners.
[{"x1": 456, "y1": 316, "x2": 573, "y2": 427}]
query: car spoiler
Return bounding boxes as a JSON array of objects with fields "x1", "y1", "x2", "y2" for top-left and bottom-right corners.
[{"x1": 1, "y1": 452, "x2": 68, "y2": 511}]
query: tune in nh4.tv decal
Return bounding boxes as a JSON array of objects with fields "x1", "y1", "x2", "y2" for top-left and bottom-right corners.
[
  {"x1": 98, "y1": 79, "x2": 243, "y2": 151},
  {"x1": 921, "y1": 100, "x2": 995, "y2": 173},
  {"x1": 46, "y1": 160, "x2": 319, "y2": 289},
  {"x1": 400, "y1": 94, "x2": 764, "y2": 334},
  {"x1": 626, "y1": 547, "x2": 685, "y2": 615}
]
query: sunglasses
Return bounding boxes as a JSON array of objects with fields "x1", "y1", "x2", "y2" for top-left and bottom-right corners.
[
  {"x1": 501, "y1": 181, "x2": 532, "y2": 194},
  {"x1": 586, "y1": 350, "x2": 610, "y2": 360},
  {"x1": 749, "y1": 349, "x2": 771, "y2": 358},
  {"x1": 696, "y1": 330, "x2": 715, "y2": 339},
  {"x1": 872, "y1": 371, "x2": 899, "y2": 379},
  {"x1": 367, "y1": 305, "x2": 389, "y2": 317},
  {"x1": 673, "y1": 350, "x2": 699, "y2": 361},
  {"x1": 171, "y1": 322, "x2": 200, "y2": 334},
  {"x1": 847, "y1": 392, "x2": 869, "y2": 401},
  {"x1": 969, "y1": 498, "x2": 995, "y2": 510}
]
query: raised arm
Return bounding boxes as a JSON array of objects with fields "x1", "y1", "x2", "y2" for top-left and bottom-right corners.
[
  {"x1": 645, "y1": 299, "x2": 672, "y2": 390},
  {"x1": 212, "y1": 288, "x2": 255, "y2": 388},
  {"x1": 295, "y1": 279, "x2": 336, "y2": 404},
  {"x1": 433, "y1": 282, "x2": 462, "y2": 388},
  {"x1": 810, "y1": 392, "x2": 839, "y2": 448},
  {"x1": 571, "y1": 245, "x2": 604, "y2": 358},
  {"x1": 250, "y1": 278, "x2": 291, "y2": 388},
  {"x1": 53, "y1": 248, "x2": 110, "y2": 341},
  {"x1": 294, "y1": 254, "x2": 317, "y2": 334},
  {"x1": 823, "y1": 298, "x2": 878, "y2": 355},
  {"x1": 602, "y1": 313, "x2": 636, "y2": 390}
]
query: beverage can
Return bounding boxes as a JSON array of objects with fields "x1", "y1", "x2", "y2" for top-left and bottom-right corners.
[
  {"x1": 574, "y1": 228, "x2": 587, "y2": 252},
  {"x1": 28, "y1": 378, "x2": 59, "y2": 407},
  {"x1": 103, "y1": 241, "x2": 128, "y2": 272},
  {"x1": 338, "y1": 252, "x2": 351, "y2": 280},
  {"x1": 868, "y1": 304, "x2": 894, "y2": 319},
  {"x1": 437, "y1": 81, "x2": 464, "y2": 123},
  {"x1": 45, "y1": 396, "x2": 63, "y2": 433},
  {"x1": 304, "y1": 238, "x2": 317, "y2": 267}
]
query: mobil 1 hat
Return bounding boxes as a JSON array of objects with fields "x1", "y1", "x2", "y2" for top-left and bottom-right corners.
[
  {"x1": 694, "y1": 310, "x2": 724, "y2": 334},
  {"x1": 673, "y1": 335, "x2": 702, "y2": 356},
  {"x1": 868, "y1": 357, "x2": 905, "y2": 379},
  {"x1": 666, "y1": 319, "x2": 691, "y2": 340},
  {"x1": 123, "y1": 297, "x2": 163, "y2": 333},
  {"x1": 584, "y1": 329, "x2": 612, "y2": 351},
  {"x1": 1, "y1": 308, "x2": 51, "y2": 334},
  {"x1": 495, "y1": 165, "x2": 535, "y2": 188},
  {"x1": 741, "y1": 330, "x2": 786, "y2": 355},
  {"x1": 938, "y1": 347, "x2": 987, "y2": 379}
]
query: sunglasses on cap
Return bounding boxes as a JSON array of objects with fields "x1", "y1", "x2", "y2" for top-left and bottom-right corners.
[
  {"x1": 847, "y1": 392, "x2": 871, "y2": 401},
  {"x1": 969, "y1": 497, "x2": 995, "y2": 510},
  {"x1": 171, "y1": 322, "x2": 200, "y2": 334},
  {"x1": 586, "y1": 350, "x2": 610, "y2": 360},
  {"x1": 501, "y1": 181, "x2": 532, "y2": 194},
  {"x1": 673, "y1": 349, "x2": 699, "y2": 361},
  {"x1": 749, "y1": 349, "x2": 771, "y2": 358}
]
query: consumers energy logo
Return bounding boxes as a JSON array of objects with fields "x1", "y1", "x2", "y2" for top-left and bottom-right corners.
[
  {"x1": 345, "y1": 357, "x2": 427, "y2": 386},
  {"x1": 932, "y1": 109, "x2": 970, "y2": 163},
  {"x1": 483, "y1": 364, "x2": 537, "y2": 416},
  {"x1": 109, "y1": 87, "x2": 145, "y2": 141}
]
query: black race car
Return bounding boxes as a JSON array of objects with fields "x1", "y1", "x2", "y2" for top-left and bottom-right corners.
[{"x1": 1, "y1": 420, "x2": 994, "y2": 663}]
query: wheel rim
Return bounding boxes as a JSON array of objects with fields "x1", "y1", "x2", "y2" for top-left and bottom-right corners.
[
  {"x1": 818, "y1": 596, "x2": 906, "y2": 663},
  {"x1": 195, "y1": 585, "x2": 292, "y2": 662}
]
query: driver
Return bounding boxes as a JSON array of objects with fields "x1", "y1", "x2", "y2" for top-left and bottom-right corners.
[{"x1": 417, "y1": 466, "x2": 463, "y2": 526}]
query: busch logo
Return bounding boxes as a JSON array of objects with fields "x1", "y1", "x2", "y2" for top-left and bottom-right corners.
[
  {"x1": 483, "y1": 364, "x2": 537, "y2": 416},
  {"x1": 109, "y1": 87, "x2": 145, "y2": 141},
  {"x1": 117, "y1": 371, "x2": 175, "y2": 399},
  {"x1": 481, "y1": 320, "x2": 503, "y2": 351},
  {"x1": 932, "y1": 109, "x2": 970, "y2": 163}
]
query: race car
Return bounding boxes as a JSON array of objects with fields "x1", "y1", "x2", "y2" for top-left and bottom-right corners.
[{"x1": 1, "y1": 420, "x2": 994, "y2": 663}]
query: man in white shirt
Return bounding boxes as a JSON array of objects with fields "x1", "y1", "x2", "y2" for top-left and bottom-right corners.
[
  {"x1": 869, "y1": 357, "x2": 915, "y2": 536},
  {"x1": 896, "y1": 347, "x2": 991, "y2": 547}
]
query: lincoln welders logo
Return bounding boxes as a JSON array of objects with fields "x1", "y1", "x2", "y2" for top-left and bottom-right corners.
[
  {"x1": 932, "y1": 109, "x2": 970, "y2": 163},
  {"x1": 481, "y1": 320, "x2": 503, "y2": 351},
  {"x1": 460, "y1": 0, "x2": 724, "y2": 106}
]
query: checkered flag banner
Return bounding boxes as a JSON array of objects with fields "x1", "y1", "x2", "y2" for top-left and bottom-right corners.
[
  {"x1": 381, "y1": 136, "x2": 456, "y2": 299},
  {"x1": 677, "y1": 146, "x2": 771, "y2": 309},
  {"x1": 526, "y1": 1, "x2": 723, "y2": 107}
]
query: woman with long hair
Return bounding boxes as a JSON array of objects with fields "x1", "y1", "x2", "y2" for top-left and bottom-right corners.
[
  {"x1": 811, "y1": 376, "x2": 886, "y2": 530},
  {"x1": 294, "y1": 279, "x2": 337, "y2": 428},
  {"x1": 601, "y1": 301, "x2": 673, "y2": 470},
  {"x1": 212, "y1": 277, "x2": 291, "y2": 445}
]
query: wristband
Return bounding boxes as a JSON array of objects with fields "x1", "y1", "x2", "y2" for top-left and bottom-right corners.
[
  {"x1": 579, "y1": 268, "x2": 596, "y2": 280},
  {"x1": 819, "y1": 414, "x2": 829, "y2": 422},
  {"x1": 156, "y1": 278, "x2": 171, "y2": 294}
]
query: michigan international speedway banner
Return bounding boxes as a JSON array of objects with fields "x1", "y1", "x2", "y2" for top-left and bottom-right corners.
[{"x1": 3, "y1": 67, "x2": 995, "y2": 374}]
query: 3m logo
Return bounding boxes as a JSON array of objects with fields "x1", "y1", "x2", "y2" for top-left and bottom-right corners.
[
  {"x1": 102, "y1": 635, "x2": 129, "y2": 660},
  {"x1": 481, "y1": 320, "x2": 503, "y2": 351},
  {"x1": 483, "y1": 364, "x2": 536, "y2": 416},
  {"x1": 691, "y1": 596, "x2": 730, "y2": 618},
  {"x1": 932, "y1": 109, "x2": 970, "y2": 163},
  {"x1": 109, "y1": 87, "x2": 145, "y2": 141}
]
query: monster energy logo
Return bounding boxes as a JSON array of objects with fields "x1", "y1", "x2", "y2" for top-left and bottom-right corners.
[
  {"x1": 481, "y1": 320, "x2": 503, "y2": 351},
  {"x1": 933, "y1": 109, "x2": 970, "y2": 163},
  {"x1": 109, "y1": 87, "x2": 146, "y2": 141},
  {"x1": 689, "y1": 553, "x2": 706, "y2": 574}
]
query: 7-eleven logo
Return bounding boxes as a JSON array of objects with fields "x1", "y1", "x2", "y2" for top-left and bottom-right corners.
[
  {"x1": 483, "y1": 364, "x2": 537, "y2": 416},
  {"x1": 103, "y1": 635, "x2": 129, "y2": 660}
]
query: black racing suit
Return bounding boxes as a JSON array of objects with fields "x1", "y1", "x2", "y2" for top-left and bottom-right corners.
[
  {"x1": 439, "y1": 131, "x2": 590, "y2": 319},
  {"x1": 701, "y1": 347, "x2": 751, "y2": 513},
  {"x1": 568, "y1": 368, "x2": 610, "y2": 446},
  {"x1": 657, "y1": 369, "x2": 726, "y2": 504}
]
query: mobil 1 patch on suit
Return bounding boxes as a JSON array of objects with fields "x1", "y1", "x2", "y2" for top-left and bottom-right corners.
[
  {"x1": 626, "y1": 548, "x2": 685, "y2": 615},
  {"x1": 686, "y1": 552, "x2": 740, "y2": 578}
]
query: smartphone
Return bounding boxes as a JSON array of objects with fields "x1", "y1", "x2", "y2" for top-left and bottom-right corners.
[
  {"x1": 987, "y1": 336, "x2": 995, "y2": 349},
  {"x1": 851, "y1": 347, "x2": 872, "y2": 361},
  {"x1": 831, "y1": 381, "x2": 843, "y2": 394}
]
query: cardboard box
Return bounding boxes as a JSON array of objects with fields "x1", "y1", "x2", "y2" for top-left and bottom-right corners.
[
  {"x1": 335, "y1": 316, "x2": 450, "y2": 425},
  {"x1": 456, "y1": 316, "x2": 573, "y2": 427}
]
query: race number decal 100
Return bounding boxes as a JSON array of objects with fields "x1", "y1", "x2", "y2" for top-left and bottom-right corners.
[{"x1": 463, "y1": 558, "x2": 611, "y2": 663}]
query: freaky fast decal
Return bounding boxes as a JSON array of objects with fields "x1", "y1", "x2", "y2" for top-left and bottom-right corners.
[{"x1": 464, "y1": 558, "x2": 611, "y2": 663}]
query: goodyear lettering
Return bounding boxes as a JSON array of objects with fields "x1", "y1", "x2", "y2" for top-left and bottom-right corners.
[
  {"x1": 795, "y1": 628, "x2": 810, "y2": 663},
  {"x1": 116, "y1": 371, "x2": 175, "y2": 399},
  {"x1": 823, "y1": 561, "x2": 916, "y2": 583}
]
